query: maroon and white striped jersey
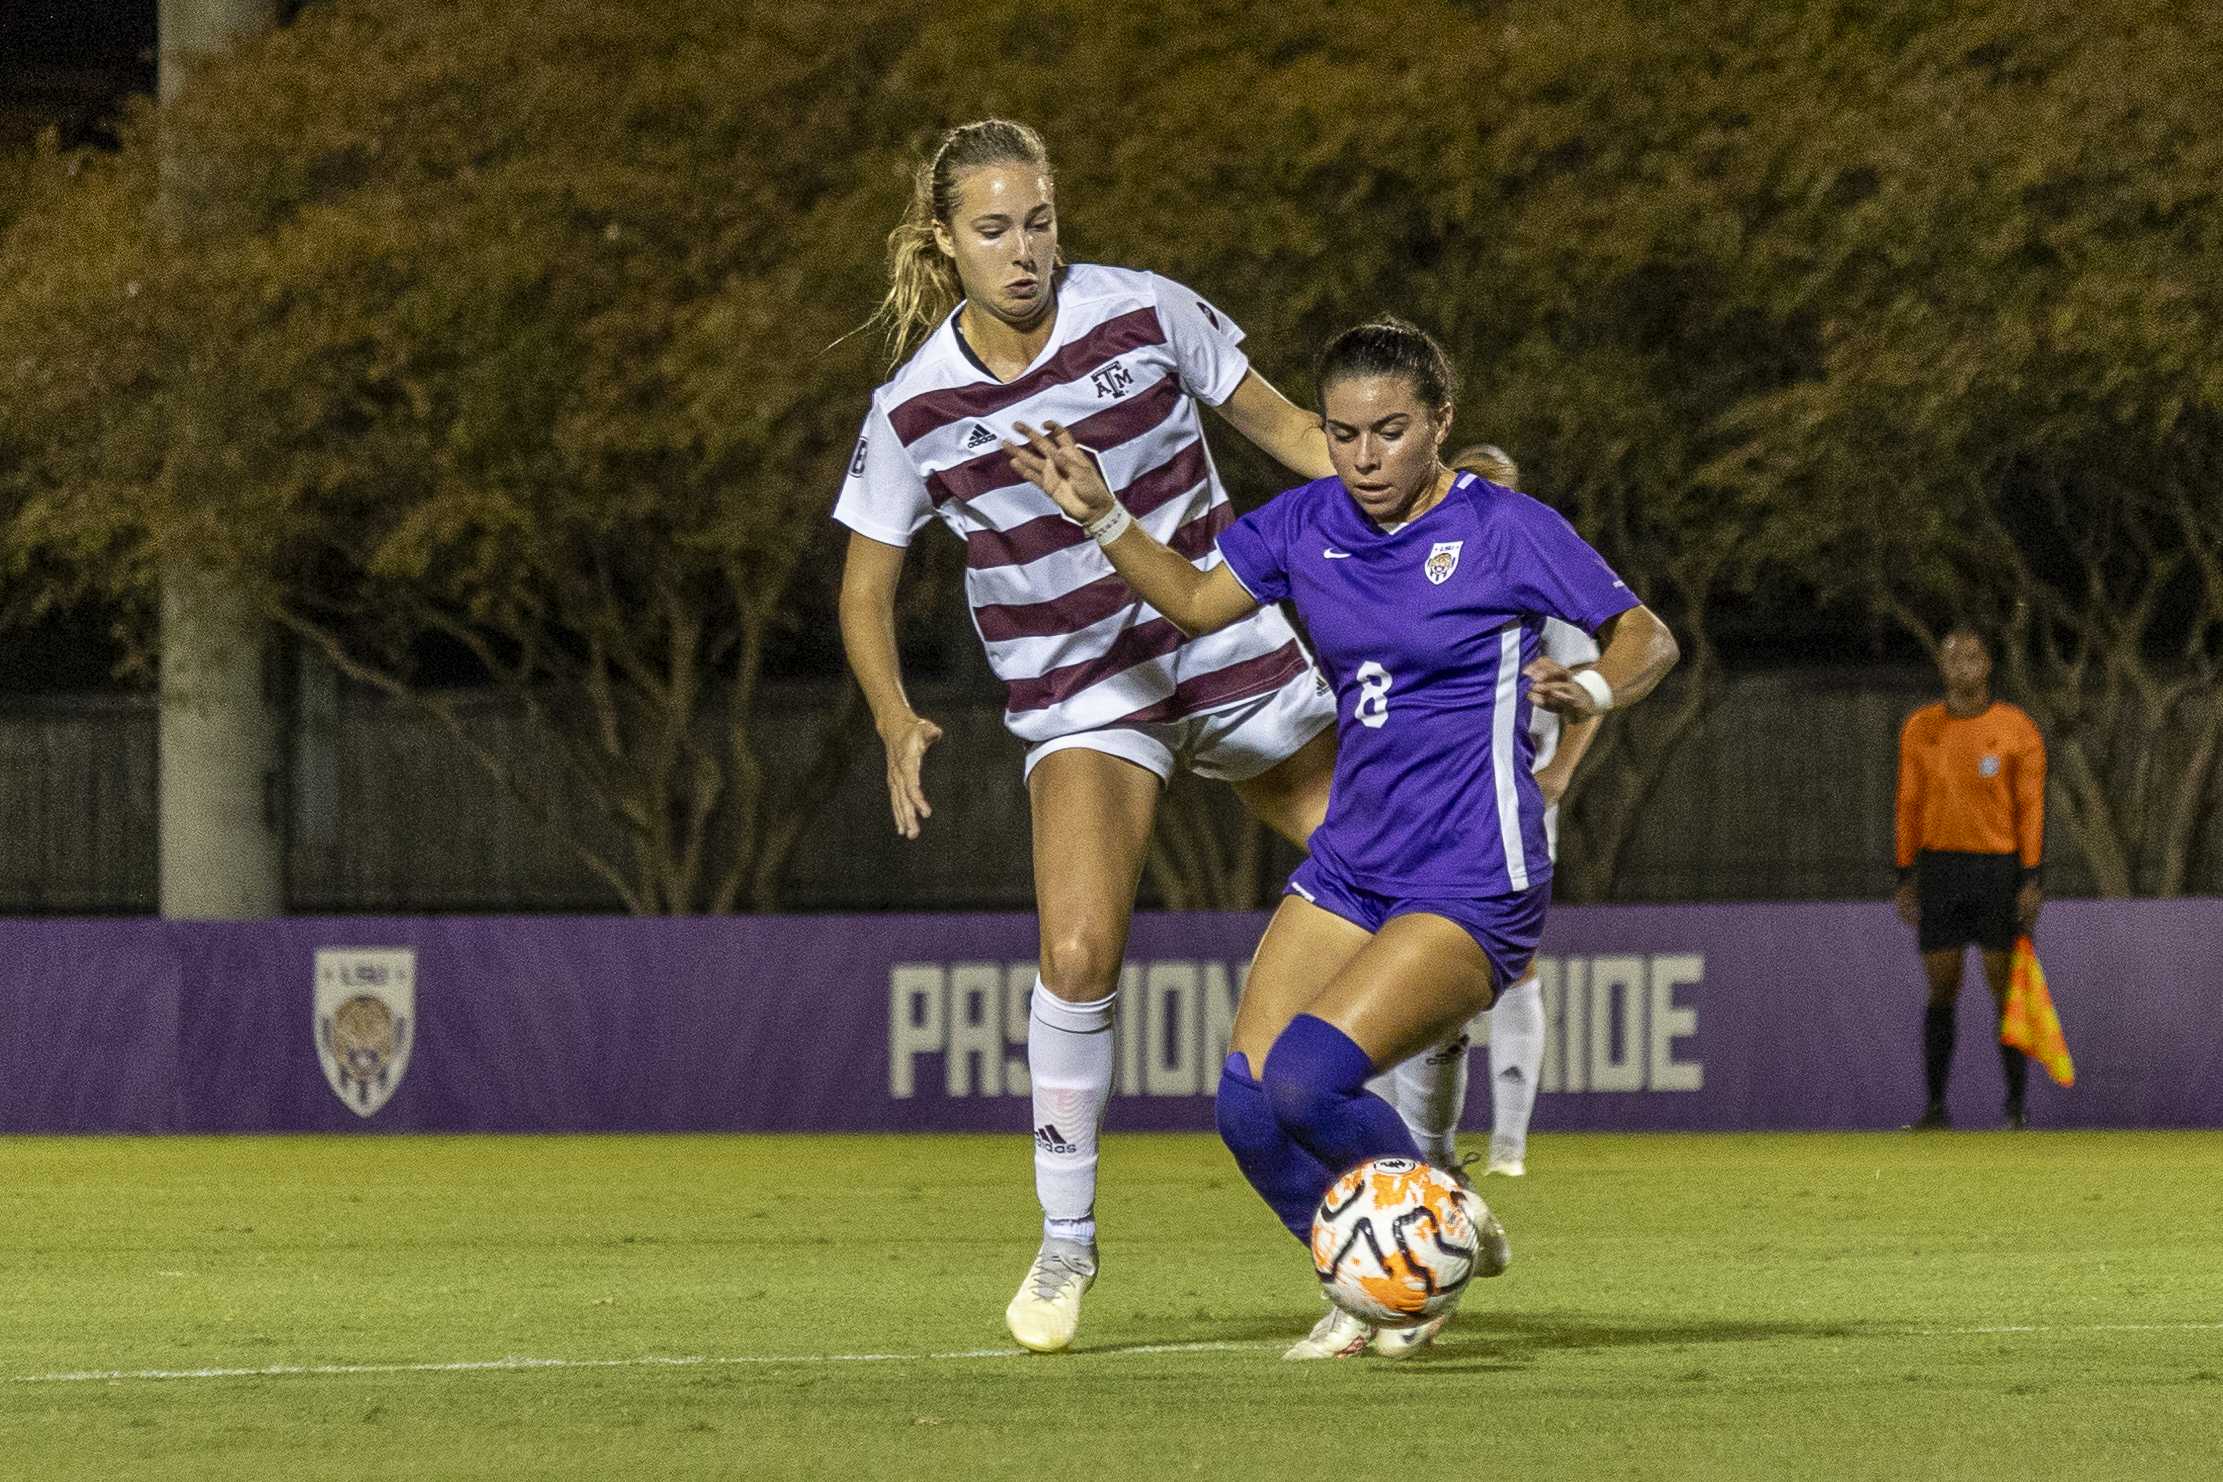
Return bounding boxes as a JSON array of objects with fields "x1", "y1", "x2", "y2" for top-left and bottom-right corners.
[{"x1": 835, "y1": 264, "x2": 1310, "y2": 744}]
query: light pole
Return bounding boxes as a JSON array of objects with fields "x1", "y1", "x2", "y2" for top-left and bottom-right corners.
[{"x1": 155, "y1": 0, "x2": 283, "y2": 918}]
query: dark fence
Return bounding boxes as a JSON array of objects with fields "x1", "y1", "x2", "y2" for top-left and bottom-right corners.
[{"x1": 2, "y1": 668, "x2": 2218, "y2": 913}]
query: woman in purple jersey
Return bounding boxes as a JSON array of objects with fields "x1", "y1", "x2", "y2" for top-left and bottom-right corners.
[
  {"x1": 1009, "y1": 316, "x2": 1679, "y2": 1359},
  {"x1": 836, "y1": 120, "x2": 1347, "y2": 1354}
]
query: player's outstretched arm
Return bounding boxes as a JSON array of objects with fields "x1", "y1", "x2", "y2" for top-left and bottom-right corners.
[
  {"x1": 837, "y1": 531, "x2": 942, "y2": 840},
  {"x1": 1007, "y1": 421, "x2": 1260, "y2": 637},
  {"x1": 1213, "y1": 370, "x2": 1334, "y2": 480},
  {"x1": 1525, "y1": 605, "x2": 1679, "y2": 719}
]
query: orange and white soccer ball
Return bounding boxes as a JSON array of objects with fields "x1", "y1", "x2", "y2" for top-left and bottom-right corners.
[{"x1": 1311, "y1": 1156, "x2": 1481, "y2": 1327}]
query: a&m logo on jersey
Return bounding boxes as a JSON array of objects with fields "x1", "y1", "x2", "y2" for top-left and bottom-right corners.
[
  {"x1": 314, "y1": 947, "x2": 416, "y2": 1117},
  {"x1": 1090, "y1": 362, "x2": 1134, "y2": 399},
  {"x1": 1425, "y1": 540, "x2": 1465, "y2": 586}
]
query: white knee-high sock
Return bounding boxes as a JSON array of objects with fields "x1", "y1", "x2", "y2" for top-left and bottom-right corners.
[
  {"x1": 1368, "y1": 1034, "x2": 1470, "y2": 1168},
  {"x1": 1488, "y1": 976, "x2": 1546, "y2": 1159},
  {"x1": 1028, "y1": 980, "x2": 1116, "y2": 1246}
]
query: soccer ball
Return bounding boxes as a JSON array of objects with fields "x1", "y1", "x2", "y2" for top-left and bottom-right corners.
[{"x1": 1310, "y1": 1156, "x2": 1480, "y2": 1327}]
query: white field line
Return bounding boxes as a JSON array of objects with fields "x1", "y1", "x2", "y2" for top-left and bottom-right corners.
[
  {"x1": 11, "y1": 1321, "x2": 2223, "y2": 1387},
  {"x1": 8, "y1": 1340, "x2": 1260, "y2": 1385}
]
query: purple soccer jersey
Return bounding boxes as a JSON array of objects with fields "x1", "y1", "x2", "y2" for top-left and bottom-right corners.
[{"x1": 1217, "y1": 472, "x2": 1639, "y2": 895}]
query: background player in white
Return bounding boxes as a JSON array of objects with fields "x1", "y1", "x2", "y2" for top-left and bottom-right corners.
[
  {"x1": 835, "y1": 120, "x2": 1340, "y2": 1353},
  {"x1": 1370, "y1": 444, "x2": 1603, "y2": 1189},
  {"x1": 1007, "y1": 315, "x2": 1679, "y2": 1359}
]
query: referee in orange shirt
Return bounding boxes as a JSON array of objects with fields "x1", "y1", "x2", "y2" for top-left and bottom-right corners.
[{"x1": 1894, "y1": 627, "x2": 2046, "y2": 1130}]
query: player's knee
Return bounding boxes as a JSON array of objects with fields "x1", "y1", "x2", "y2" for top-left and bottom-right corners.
[
  {"x1": 1259, "y1": 1016, "x2": 1370, "y2": 1134},
  {"x1": 1260, "y1": 1059, "x2": 1336, "y2": 1137},
  {"x1": 1214, "y1": 1055, "x2": 1278, "y2": 1154},
  {"x1": 1037, "y1": 931, "x2": 1122, "y2": 1000}
]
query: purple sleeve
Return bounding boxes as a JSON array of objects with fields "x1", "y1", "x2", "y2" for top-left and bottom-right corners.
[
  {"x1": 1214, "y1": 497, "x2": 1291, "y2": 605},
  {"x1": 1503, "y1": 494, "x2": 1640, "y2": 633}
]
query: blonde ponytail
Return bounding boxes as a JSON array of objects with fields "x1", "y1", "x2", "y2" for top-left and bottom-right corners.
[
  {"x1": 865, "y1": 167, "x2": 963, "y2": 366},
  {"x1": 1451, "y1": 443, "x2": 1520, "y2": 486},
  {"x1": 858, "y1": 120, "x2": 1056, "y2": 368}
]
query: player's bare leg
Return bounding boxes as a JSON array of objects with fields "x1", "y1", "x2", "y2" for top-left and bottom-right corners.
[
  {"x1": 1912, "y1": 948, "x2": 1965, "y2": 1129},
  {"x1": 1230, "y1": 724, "x2": 1335, "y2": 848},
  {"x1": 1004, "y1": 746, "x2": 1160, "y2": 1353},
  {"x1": 1303, "y1": 912, "x2": 1501, "y2": 1068},
  {"x1": 1977, "y1": 948, "x2": 2026, "y2": 1127},
  {"x1": 1228, "y1": 894, "x2": 1371, "y2": 1079}
]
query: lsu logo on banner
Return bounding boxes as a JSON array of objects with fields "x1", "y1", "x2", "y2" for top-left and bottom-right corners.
[{"x1": 315, "y1": 947, "x2": 416, "y2": 1117}]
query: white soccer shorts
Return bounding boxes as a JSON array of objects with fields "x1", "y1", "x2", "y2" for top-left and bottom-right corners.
[{"x1": 1021, "y1": 666, "x2": 1336, "y2": 786}]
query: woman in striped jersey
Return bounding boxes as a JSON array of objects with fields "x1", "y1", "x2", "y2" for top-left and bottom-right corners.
[{"x1": 834, "y1": 120, "x2": 1341, "y2": 1352}]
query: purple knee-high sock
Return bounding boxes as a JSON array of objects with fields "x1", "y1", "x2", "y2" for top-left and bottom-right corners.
[
  {"x1": 1216, "y1": 1053, "x2": 1333, "y2": 1243},
  {"x1": 1262, "y1": 1014, "x2": 1423, "y2": 1176}
]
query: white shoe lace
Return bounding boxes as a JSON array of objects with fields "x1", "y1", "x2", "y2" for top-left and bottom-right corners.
[{"x1": 1024, "y1": 1244, "x2": 1095, "y2": 1303}]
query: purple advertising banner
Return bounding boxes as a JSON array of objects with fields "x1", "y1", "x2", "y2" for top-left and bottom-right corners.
[{"x1": 0, "y1": 902, "x2": 2217, "y2": 1135}]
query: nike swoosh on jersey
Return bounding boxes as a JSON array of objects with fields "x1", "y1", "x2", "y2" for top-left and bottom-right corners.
[{"x1": 1323, "y1": 548, "x2": 1353, "y2": 559}]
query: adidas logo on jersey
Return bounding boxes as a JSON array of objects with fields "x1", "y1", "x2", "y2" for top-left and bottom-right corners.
[{"x1": 964, "y1": 423, "x2": 999, "y2": 450}]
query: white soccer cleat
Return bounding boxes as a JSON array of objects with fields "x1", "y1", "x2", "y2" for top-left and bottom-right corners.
[
  {"x1": 1004, "y1": 1238, "x2": 1097, "y2": 1353},
  {"x1": 1283, "y1": 1300, "x2": 1375, "y2": 1360},
  {"x1": 1372, "y1": 1311, "x2": 1453, "y2": 1359},
  {"x1": 1473, "y1": 1202, "x2": 1511, "y2": 1278},
  {"x1": 1485, "y1": 1156, "x2": 1526, "y2": 1178},
  {"x1": 1445, "y1": 1155, "x2": 1512, "y2": 1278}
]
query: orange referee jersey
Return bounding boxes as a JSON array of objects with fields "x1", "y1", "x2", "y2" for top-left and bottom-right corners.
[{"x1": 1895, "y1": 700, "x2": 2046, "y2": 869}]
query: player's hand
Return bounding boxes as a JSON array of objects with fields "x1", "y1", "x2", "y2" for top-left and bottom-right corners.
[
  {"x1": 880, "y1": 713, "x2": 943, "y2": 840},
  {"x1": 2016, "y1": 880, "x2": 2043, "y2": 932},
  {"x1": 1523, "y1": 656, "x2": 1603, "y2": 719},
  {"x1": 1006, "y1": 420, "x2": 1116, "y2": 525},
  {"x1": 1894, "y1": 882, "x2": 1919, "y2": 928}
]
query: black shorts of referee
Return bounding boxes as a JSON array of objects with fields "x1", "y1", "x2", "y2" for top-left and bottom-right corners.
[{"x1": 1913, "y1": 850, "x2": 2021, "y2": 953}]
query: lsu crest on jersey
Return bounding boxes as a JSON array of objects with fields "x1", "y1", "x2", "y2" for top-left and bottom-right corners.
[{"x1": 1425, "y1": 540, "x2": 1464, "y2": 586}]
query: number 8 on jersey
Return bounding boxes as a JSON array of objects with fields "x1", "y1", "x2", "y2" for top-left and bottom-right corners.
[{"x1": 1354, "y1": 661, "x2": 1393, "y2": 729}]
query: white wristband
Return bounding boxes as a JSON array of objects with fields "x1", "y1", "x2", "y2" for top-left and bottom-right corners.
[
  {"x1": 1572, "y1": 668, "x2": 1615, "y2": 712},
  {"x1": 1084, "y1": 502, "x2": 1132, "y2": 545}
]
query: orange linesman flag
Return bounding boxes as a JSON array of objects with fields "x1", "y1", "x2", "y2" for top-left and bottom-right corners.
[{"x1": 2000, "y1": 934, "x2": 2073, "y2": 1087}]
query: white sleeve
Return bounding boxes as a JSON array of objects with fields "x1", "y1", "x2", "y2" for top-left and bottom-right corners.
[
  {"x1": 1542, "y1": 617, "x2": 1601, "y2": 668},
  {"x1": 1149, "y1": 272, "x2": 1250, "y2": 407},
  {"x1": 831, "y1": 400, "x2": 933, "y2": 546}
]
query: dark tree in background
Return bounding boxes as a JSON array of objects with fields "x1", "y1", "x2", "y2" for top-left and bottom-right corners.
[{"x1": 2, "y1": 0, "x2": 2217, "y2": 908}]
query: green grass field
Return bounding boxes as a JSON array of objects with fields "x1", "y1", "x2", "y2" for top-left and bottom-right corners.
[{"x1": 4, "y1": 1132, "x2": 2220, "y2": 1481}]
